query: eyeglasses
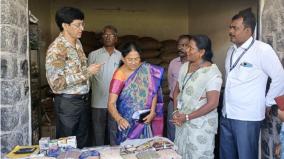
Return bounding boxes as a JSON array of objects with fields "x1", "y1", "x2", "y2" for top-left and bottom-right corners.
[
  {"x1": 125, "y1": 57, "x2": 140, "y2": 62},
  {"x1": 102, "y1": 34, "x2": 116, "y2": 38},
  {"x1": 70, "y1": 23, "x2": 85, "y2": 29},
  {"x1": 188, "y1": 46, "x2": 199, "y2": 52}
]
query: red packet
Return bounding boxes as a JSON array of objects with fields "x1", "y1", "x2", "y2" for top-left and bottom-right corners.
[{"x1": 275, "y1": 95, "x2": 284, "y2": 111}]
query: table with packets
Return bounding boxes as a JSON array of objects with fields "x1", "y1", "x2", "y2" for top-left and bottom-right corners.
[{"x1": 6, "y1": 136, "x2": 182, "y2": 159}]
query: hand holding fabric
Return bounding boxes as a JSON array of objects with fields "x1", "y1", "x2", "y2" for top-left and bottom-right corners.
[{"x1": 143, "y1": 112, "x2": 156, "y2": 124}]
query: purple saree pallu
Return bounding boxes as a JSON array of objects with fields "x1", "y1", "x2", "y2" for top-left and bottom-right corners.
[{"x1": 111, "y1": 63, "x2": 164, "y2": 144}]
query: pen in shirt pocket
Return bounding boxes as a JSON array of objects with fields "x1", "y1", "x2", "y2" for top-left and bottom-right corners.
[{"x1": 240, "y1": 62, "x2": 253, "y2": 67}]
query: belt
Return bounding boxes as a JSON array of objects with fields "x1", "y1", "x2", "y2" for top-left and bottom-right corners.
[{"x1": 57, "y1": 93, "x2": 88, "y2": 100}]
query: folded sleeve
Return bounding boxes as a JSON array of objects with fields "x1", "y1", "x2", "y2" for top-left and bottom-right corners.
[
  {"x1": 109, "y1": 69, "x2": 125, "y2": 95},
  {"x1": 206, "y1": 75, "x2": 223, "y2": 92}
]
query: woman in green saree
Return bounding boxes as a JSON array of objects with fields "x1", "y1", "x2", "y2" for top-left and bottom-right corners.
[{"x1": 171, "y1": 35, "x2": 222, "y2": 159}]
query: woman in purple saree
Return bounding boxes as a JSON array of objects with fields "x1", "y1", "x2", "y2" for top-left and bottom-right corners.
[{"x1": 108, "y1": 42, "x2": 164, "y2": 144}]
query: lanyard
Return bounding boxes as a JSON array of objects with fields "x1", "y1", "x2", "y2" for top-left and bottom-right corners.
[
  {"x1": 229, "y1": 39, "x2": 255, "y2": 71},
  {"x1": 181, "y1": 68, "x2": 198, "y2": 92}
]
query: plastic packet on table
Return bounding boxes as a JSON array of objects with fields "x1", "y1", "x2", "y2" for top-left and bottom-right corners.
[
  {"x1": 79, "y1": 149, "x2": 100, "y2": 159},
  {"x1": 57, "y1": 149, "x2": 81, "y2": 159}
]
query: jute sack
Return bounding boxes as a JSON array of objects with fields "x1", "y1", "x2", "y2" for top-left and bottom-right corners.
[
  {"x1": 81, "y1": 31, "x2": 102, "y2": 47},
  {"x1": 143, "y1": 58, "x2": 162, "y2": 65},
  {"x1": 140, "y1": 50, "x2": 161, "y2": 59},
  {"x1": 118, "y1": 35, "x2": 139, "y2": 45},
  {"x1": 160, "y1": 53, "x2": 177, "y2": 63},
  {"x1": 83, "y1": 45, "x2": 96, "y2": 56},
  {"x1": 160, "y1": 40, "x2": 177, "y2": 53},
  {"x1": 138, "y1": 37, "x2": 161, "y2": 50},
  {"x1": 159, "y1": 63, "x2": 169, "y2": 70}
]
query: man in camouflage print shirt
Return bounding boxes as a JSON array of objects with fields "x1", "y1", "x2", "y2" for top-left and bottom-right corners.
[{"x1": 46, "y1": 7, "x2": 102, "y2": 148}]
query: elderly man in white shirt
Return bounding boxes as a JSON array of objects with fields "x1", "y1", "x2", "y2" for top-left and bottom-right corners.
[
  {"x1": 88, "y1": 25, "x2": 122, "y2": 146},
  {"x1": 220, "y1": 9, "x2": 284, "y2": 159}
]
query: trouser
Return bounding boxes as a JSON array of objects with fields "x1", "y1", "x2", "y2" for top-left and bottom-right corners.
[
  {"x1": 91, "y1": 108, "x2": 117, "y2": 146},
  {"x1": 280, "y1": 130, "x2": 284, "y2": 159},
  {"x1": 167, "y1": 100, "x2": 175, "y2": 141},
  {"x1": 54, "y1": 94, "x2": 90, "y2": 148},
  {"x1": 220, "y1": 115, "x2": 261, "y2": 159}
]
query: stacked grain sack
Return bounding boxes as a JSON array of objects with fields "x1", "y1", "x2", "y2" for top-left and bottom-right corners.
[
  {"x1": 80, "y1": 31, "x2": 103, "y2": 56},
  {"x1": 117, "y1": 35, "x2": 139, "y2": 50},
  {"x1": 159, "y1": 40, "x2": 178, "y2": 106},
  {"x1": 138, "y1": 37, "x2": 162, "y2": 65}
]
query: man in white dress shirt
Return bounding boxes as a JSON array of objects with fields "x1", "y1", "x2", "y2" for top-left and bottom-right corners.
[
  {"x1": 88, "y1": 25, "x2": 122, "y2": 146},
  {"x1": 220, "y1": 9, "x2": 284, "y2": 159}
]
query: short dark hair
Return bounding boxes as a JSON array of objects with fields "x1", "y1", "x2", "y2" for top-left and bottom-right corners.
[
  {"x1": 177, "y1": 34, "x2": 192, "y2": 42},
  {"x1": 192, "y1": 35, "x2": 213, "y2": 63},
  {"x1": 118, "y1": 42, "x2": 142, "y2": 67},
  {"x1": 232, "y1": 8, "x2": 256, "y2": 34},
  {"x1": 103, "y1": 25, "x2": 118, "y2": 36},
  {"x1": 55, "y1": 7, "x2": 84, "y2": 31},
  {"x1": 119, "y1": 42, "x2": 142, "y2": 58}
]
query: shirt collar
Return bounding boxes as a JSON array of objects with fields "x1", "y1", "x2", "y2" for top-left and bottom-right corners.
[
  {"x1": 233, "y1": 36, "x2": 253, "y2": 50},
  {"x1": 102, "y1": 47, "x2": 119, "y2": 55},
  {"x1": 59, "y1": 33, "x2": 81, "y2": 50}
]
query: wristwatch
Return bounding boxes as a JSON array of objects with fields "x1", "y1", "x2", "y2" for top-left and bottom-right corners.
[{"x1": 185, "y1": 114, "x2": 189, "y2": 121}]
